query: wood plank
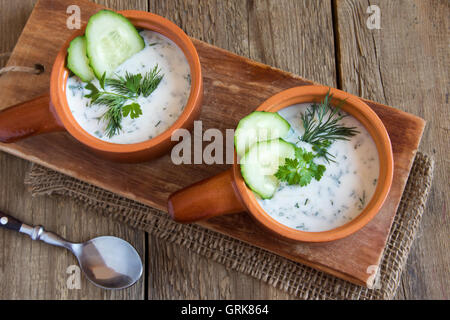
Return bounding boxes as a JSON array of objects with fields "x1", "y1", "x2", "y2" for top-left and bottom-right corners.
[
  {"x1": 0, "y1": 0, "x2": 147, "y2": 300},
  {"x1": 147, "y1": 0, "x2": 275, "y2": 300},
  {"x1": 248, "y1": 0, "x2": 336, "y2": 87},
  {"x1": 0, "y1": 0, "x2": 36, "y2": 67},
  {"x1": 147, "y1": 0, "x2": 323, "y2": 299},
  {"x1": 146, "y1": 0, "x2": 334, "y2": 299},
  {"x1": 0, "y1": 155, "x2": 146, "y2": 299},
  {"x1": 0, "y1": 0, "x2": 425, "y2": 287},
  {"x1": 335, "y1": 0, "x2": 449, "y2": 299}
]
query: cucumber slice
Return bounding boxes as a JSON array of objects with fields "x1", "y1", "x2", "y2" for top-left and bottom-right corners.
[
  {"x1": 240, "y1": 138, "x2": 296, "y2": 199},
  {"x1": 234, "y1": 111, "x2": 291, "y2": 157},
  {"x1": 85, "y1": 10, "x2": 145, "y2": 78},
  {"x1": 67, "y1": 36, "x2": 94, "y2": 82}
]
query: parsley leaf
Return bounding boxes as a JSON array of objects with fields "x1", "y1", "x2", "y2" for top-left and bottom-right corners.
[
  {"x1": 122, "y1": 102, "x2": 143, "y2": 119},
  {"x1": 275, "y1": 147, "x2": 326, "y2": 187},
  {"x1": 84, "y1": 82, "x2": 100, "y2": 100},
  {"x1": 106, "y1": 72, "x2": 142, "y2": 97},
  {"x1": 124, "y1": 72, "x2": 142, "y2": 95}
]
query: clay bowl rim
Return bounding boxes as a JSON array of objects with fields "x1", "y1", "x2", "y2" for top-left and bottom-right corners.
[
  {"x1": 50, "y1": 10, "x2": 202, "y2": 153},
  {"x1": 232, "y1": 85, "x2": 394, "y2": 242}
]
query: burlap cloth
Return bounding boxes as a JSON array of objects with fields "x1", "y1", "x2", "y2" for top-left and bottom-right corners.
[{"x1": 24, "y1": 152, "x2": 434, "y2": 300}]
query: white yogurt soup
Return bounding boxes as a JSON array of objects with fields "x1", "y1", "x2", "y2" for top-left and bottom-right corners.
[
  {"x1": 66, "y1": 30, "x2": 191, "y2": 144},
  {"x1": 256, "y1": 103, "x2": 380, "y2": 232}
]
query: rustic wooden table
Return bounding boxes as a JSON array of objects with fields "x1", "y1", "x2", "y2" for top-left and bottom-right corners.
[{"x1": 0, "y1": 0, "x2": 448, "y2": 300}]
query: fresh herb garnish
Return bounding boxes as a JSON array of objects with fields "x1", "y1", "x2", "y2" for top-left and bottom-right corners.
[
  {"x1": 122, "y1": 102, "x2": 143, "y2": 119},
  {"x1": 84, "y1": 66, "x2": 164, "y2": 138},
  {"x1": 140, "y1": 65, "x2": 164, "y2": 97},
  {"x1": 311, "y1": 139, "x2": 334, "y2": 163},
  {"x1": 99, "y1": 71, "x2": 106, "y2": 90},
  {"x1": 106, "y1": 72, "x2": 141, "y2": 97},
  {"x1": 299, "y1": 90, "x2": 359, "y2": 162},
  {"x1": 275, "y1": 147, "x2": 326, "y2": 187},
  {"x1": 102, "y1": 104, "x2": 124, "y2": 138}
]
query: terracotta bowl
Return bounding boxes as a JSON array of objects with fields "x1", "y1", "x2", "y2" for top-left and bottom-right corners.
[
  {"x1": 168, "y1": 85, "x2": 394, "y2": 242},
  {"x1": 0, "y1": 10, "x2": 203, "y2": 163}
]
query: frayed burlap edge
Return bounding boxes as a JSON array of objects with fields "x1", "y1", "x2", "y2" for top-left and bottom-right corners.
[{"x1": 24, "y1": 152, "x2": 434, "y2": 300}]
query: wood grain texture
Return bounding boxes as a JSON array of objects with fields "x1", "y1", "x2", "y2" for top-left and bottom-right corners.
[
  {"x1": 0, "y1": 0, "x2": 425, "y2": 289},
  {"x1": 0, "y1": 0, "x2": 147, "y2": 300},
  {"x1": 335, "y1": 0, "x2": 449, "y2": 299},
  {"x1": 248, "y1": 0, "x2": 336, "y2": 87},
  {"x1": 0, "y1": 0, "x2": 445, "y2": 299},
  {"x1": 0, "y1": 0, "x2": 36, "y2": 67},
  {"x1": 147, "y1": 0, "x2": 307, "y2": 299}
]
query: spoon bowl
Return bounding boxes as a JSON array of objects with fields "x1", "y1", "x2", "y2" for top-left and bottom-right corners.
[{"x1": 74, "y1": 236, "x2": 143, "y2": 290}]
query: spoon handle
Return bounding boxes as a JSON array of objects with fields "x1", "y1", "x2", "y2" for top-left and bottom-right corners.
[
  {"x1": 0, "y1": 210, "x2": 23, "y2": 231},
  {"x1": 0, "y1": 210, "x2": 73, "y2": 249}
]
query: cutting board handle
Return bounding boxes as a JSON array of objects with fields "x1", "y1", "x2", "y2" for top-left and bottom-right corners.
[
  {"x1": 0, "y1": 94, "x2": 64, "y2": 143},
  {"x1": 168, "y1": 168, "x2": 246, "y2": 223}
]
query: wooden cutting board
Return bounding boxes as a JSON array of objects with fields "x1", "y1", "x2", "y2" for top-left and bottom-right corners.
[{"x1": 0, "y1": 0, "x2": 425, "y2": 287}]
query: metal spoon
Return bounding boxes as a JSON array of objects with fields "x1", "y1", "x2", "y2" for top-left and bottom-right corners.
[{"x1": 0, "y1": 210, "x2": 143, "y2": 290}]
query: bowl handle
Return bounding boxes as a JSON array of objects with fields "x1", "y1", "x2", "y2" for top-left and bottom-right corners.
[
  {"x1": 0, "y1": 94, "x2": 64, "y2": 143},
  {"x1": 167, "y1": 168, "x2": 246, "y2": 223}
]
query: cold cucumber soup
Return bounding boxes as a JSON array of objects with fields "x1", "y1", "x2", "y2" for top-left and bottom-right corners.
[
  {"x1": 258, "y1": 104, "x2": 379, "y2": 232},
  {"x1": 235, "y1": 98, "x2": 380, "y2": 233},
  {"x1": 66, "y1": 29, "x2": 191, "y2": 144}
]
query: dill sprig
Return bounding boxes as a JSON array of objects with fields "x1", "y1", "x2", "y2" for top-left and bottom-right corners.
[
  {"x1": 311, "y1": 139, "x2": 335, "y2": 163},
  {"x1": 140, "y1": 65, "x2": 164, "y2": 97},
  {"x1": 84, "y1": 66, "x2": 164, "y2": 138},
  {"x1": 299, "y1": 90, "x2": 359, "y2": 162},
  {"x1": 102, "y1": 104, "x2": 123, "y2": 138}
]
